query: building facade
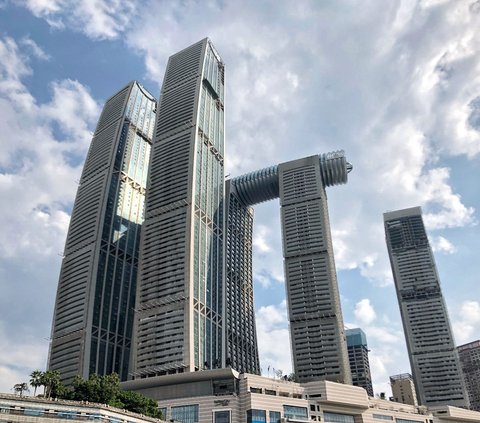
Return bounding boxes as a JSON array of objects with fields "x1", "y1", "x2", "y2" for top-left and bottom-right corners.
[
  {"x1": 228, "y1": 152, "x2": 353, "y2": 384},
  {"x1": 131, "y1": 39, "x2": 225, "y2": 378},
  {"x1": 390, "y1": 373, "x2": 418, "y2": 406},
  {"x1": 457, "y1": 340, "x2": 480, "y2": 411},
  {"x1": 48, "y1": 81, "x2": 156, "y2": 384},
  {"x1": 346, "y1": 328, "x2": 374, "y2": 397},
  {"x1": 384, "y1": 207, "x2": 469, "y2": 407},
  {"x1": 223, "y1": 180, "x2": 260, "y2": 374},
  {"x1": 121, "y1": 368, "x2": 480, "y2": 423},
  {"x1": 0, "y1": 393, "x2": 163, "y2": 423}
]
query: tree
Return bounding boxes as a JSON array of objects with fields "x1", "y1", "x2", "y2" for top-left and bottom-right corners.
[
  {"x1": 13, "y1": 383, "x2": 29, "y2": 397},
  {"x1": 287, "y1": 372, "x2": 298, "y2": 382},
  {"x1": 117, "y1": 390, "x2": 162, "y2": 419},
  {"x1": 30, "y1": 370, "x2": 43, "y2": 396},
  {"x1": 69, "y1": 373, "x2": 161, "y2": 418},
  {"x1": 41, "y1": 370, "x2": 62, "y2": 399}
]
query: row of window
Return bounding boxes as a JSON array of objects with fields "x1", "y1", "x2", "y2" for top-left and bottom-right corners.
[{"x1": 0, "y1": 405, "x2": 137, "y2": 423}]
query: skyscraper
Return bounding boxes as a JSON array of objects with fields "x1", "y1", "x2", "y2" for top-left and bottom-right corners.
[
  {"x1": 49, "y1": 81, "x2": 156, "y2": 384},
  {"x1": 390, "y1": 373, "x2": 418, "y2": 406},
  {"x1": 346, "y1": 328, "x2": 373, "y2": 396},
  {"x1": 457, "y1": 340, "x2": 480, "y2": 411},
  {"x1": 131, "y1": 38, "x2": 225, "y2": 378},
  {"x1": 384, "y1": 207, "x2": 469, "y2": 407},
  {"x1": 224, "y1": 180, "x2": 260, "y2": 374},
  {"x1": 228, "y1": 152, "x2": 353, "y2": 383}
]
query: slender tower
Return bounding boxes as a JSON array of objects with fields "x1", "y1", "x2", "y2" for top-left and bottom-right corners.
[
  {"x1": 49, "y1": 81, "x2": 156, "y2": 384},
  {"x1": 228, "y1": 151, "x2": 353, "y2": 383},
  {"x1": 346, "y1": 328, "x2": 374, "y2": 396},
  {"x1": 131, "y1": 39, "x2": 225, "y2": 378},
  {"x1": 384, "y1": 207, "x2": 469, "y2": 407}
]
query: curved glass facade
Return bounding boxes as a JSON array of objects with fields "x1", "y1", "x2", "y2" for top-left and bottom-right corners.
[{"x1": 49, "y1": 81, "x2": 156, "y2": 383}]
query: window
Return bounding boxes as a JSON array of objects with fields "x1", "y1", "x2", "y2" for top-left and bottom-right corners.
[
  {"x1": 269, "y1": 411, "x2": 281, "y2": 423},
  {"x1": 247, "y1": 409, "x2": 266, "y2": 423},
  {"x1": 372, "y1": 414, "x2": 393, "y2": 421},
  {"x1": 159, "y1": 408, "x2": 167, "y2": 420},
  {"x1": 214, "y1": 410, "x2": 230, "y2": 423},
  {"x1": 284, "y1": 405, "x2": 308, "y2": 420},
  {"x1": 323, "y1": 412, "x2": 355, "y2": 423},
  {"x1": 396, "y1": 420, "x2": 422, "y2": 423},
  {"x1": 171, "y1": 405, "x2": 199, "y2": 423}
]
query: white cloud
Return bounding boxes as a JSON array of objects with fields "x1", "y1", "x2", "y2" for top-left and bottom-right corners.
[
  {"x1": 21, "y1": 0, "x2": 136, "y2": 39},
  {"x1": 453, "y1": 300, "x2": 480, "y2": 344},
  {"x1": 354, "y1": 299, "x2": 377, "y2": 325},
  {"x1": 0, "y1": 36, "x2": 100, "y2": 258},
  {"x1": 20, "y1": 36, "x2": 50, "y2": 60},
  {"x1": 255, "y1": 301, "x2": 292, "y2": 376},
  {"x1": 0, "y1": 323, "x2": 48, "y2": 393},
  {"x1": 0, "y1": 35, "x2": 99, "y2": 390},
  {"x1": 430, "y1": 235, "x2": 457, "y2": 254},
  {"x1": 253, "y1": 224, "x2": 272, "y2": 253}
]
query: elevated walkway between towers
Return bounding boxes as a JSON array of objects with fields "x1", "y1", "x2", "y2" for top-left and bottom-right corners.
[{"x1": 229, "y1": 150, "x2": 352, "y2": 206}]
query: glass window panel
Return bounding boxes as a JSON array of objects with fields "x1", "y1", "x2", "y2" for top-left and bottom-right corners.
[
  {"x1": 214, "y1": 410, "x2": 230, "y2": 423},
  {"x1": 284, "y1": 405, "x2": 308, "y2": 420},
  {"x1": 323, "y1": 412, "x2": 355, "y2": 423},
  {"x1": 171, "y1": 405, "x2": 199, "y2": 423},
  {"x1": 247, "y1": 409, "x2": 266, "y2": 423}
]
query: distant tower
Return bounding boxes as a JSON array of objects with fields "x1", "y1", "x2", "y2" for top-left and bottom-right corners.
[
  {"x1": 131, "y1": 39, "x2": 225, "y2": 378},
  {"x1": 346, "y1": 328, "x2": 374, "y2": 396},
  {"x1": 384, "y1": 207, "x2": 469, "y2": 407},
  {"x1": 390, "y1": 373, "x2": 418, "y2": 406},
  {"x1": 49, "y1": 81, "x2": 156, "y2": 384},
  {"x1": 458, "y1": 340, "x2": 480, "y2": 411}
]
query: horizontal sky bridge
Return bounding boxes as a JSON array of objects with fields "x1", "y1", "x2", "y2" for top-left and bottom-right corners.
[{"x1": 229, "y1": 150, "x2": 352, "y2": 206}]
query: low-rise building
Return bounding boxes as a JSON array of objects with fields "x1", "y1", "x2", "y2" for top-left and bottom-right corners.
[
  {"x1": 0, "y1": 393, "x2": 163, "y2": 423},
  {"x1": 121, "y1": 368, "x2": 480, "y2": 423},
  {"x1": 390, "y1": 373, "x2": 418, "y2": 406}
]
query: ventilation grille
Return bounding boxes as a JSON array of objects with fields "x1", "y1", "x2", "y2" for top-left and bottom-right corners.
[
  {"x1": 81, "y1": 122, "x2": 120, "y2": 182},
  {"x1": 95, "y1": 85, "x2": 129, "y2": 134},
  {"x1": 281, "y1": 165, "x2": 319, "y2": 203},
  {"x1": 146, "y1": 132, "x2": 192, "y2": 210},
  {"x1": 65, "y1": 172, "x2": 107, "y2": 253}
]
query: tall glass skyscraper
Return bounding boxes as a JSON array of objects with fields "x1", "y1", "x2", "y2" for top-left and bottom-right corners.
[
  {"x1": 48, "y1": 81, "x2": 156, "y2": 384},
  {"x1": 384, "y1": 207, "x2": 469, "y2": 407},
  {"x1": 131, "y1": 39, "x2": 225, "y2": 377}
]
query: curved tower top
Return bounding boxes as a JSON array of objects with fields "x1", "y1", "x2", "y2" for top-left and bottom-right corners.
[{"x1": 230, "y1": 150, "x2": 352, "y2": 206}]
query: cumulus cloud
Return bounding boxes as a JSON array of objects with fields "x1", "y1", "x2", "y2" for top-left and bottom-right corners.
[
  {"x1": 19, "y1": 35, "x2": 50, "y2": 60},
  {"x1": 453, "y1": 300, "x2": 480, "y2": 344},
  {"x1": 255, "y1": 301, "x2": 292, "y2": 376},
  {"x1": 21, "y1": 0, "x2": 136, "y2": 39},
  {"x1": 430, "y1": 235, "x2": 457, "y2": 253},
  {"x1": 0, "y1": 35, "x2": 99, "y2": 391},
  {"x1": 0, "y1": 36, "x2": 99, "y2": 258},
  {"x1": 354, "y1": 299, "x2": 377, "y2": 325}
]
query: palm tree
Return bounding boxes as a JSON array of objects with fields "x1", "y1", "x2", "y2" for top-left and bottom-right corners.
[
  {"x1": 13, "y1": 382, "x2": 29, "y2": 397},
  {"x1": 41, "y1": 370, "x2": 61, "y2": 399},
  {"x1": 30, "y1": 370, "x2": 43, "y2": 396}
]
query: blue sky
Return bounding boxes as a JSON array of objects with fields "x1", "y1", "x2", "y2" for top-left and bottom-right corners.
[{"x1": 0, "y1": 0, "x2": 479, "y2": 396}]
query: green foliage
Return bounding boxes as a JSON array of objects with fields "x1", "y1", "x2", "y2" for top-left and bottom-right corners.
[
  {"x1": 117, "y1": 390, "x2": 162, "y2": 419},
  {"x1": 40, "y1": 370, "x2": 63, "y2": 399},
  {"x1": 287, "y1": 372, "x2": 298, "y2": 382},
  {"x1": 71, "y1": 373, "x2": 120, "y2": 404},
  {"x1": 30, "y1": 370, "x2": 43, "y2": 396},
  {"x1": 26, "y1": 370, "x2": 160, "y2": 419},
  {"x1": 13, "y1": 382, "x2": 29, "y2": 397},
  {"x1": 68, "y1": 373, "x2": 161, "y2": 419}
]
